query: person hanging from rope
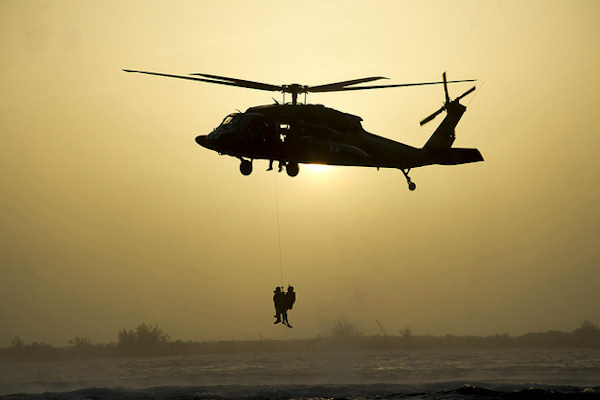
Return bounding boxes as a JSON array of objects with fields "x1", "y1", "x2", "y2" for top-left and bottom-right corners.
[
  {"x1": 273, "y1": 286, "x2": 286, "y2": 324},
  {"x1": 264, "y1": 120, "x2": 282, "y2": 172},
  {"x1": 282, "y1": 285, "x2": 296, "y2": 328}
]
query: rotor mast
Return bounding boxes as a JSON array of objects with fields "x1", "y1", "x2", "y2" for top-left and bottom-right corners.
[{"x1": 284, "y1": 84, "x2": 307, "y2": 105}]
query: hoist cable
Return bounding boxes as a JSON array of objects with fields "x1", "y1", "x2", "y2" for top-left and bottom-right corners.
[{"x1": 274, "y1": 173, "x2": 284, "y2": 287}]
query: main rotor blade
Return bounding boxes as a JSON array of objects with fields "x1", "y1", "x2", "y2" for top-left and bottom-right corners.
[
  {"x1": 309, "y1": 77, "x2": 388, "y2": 92},
  {"x1": 123, "y1": 70, "x2": 281, "y2": 92},
  {"x1": 189, "y1": 72, "x2": 281, "y2": 91},
  {"x1": 317, "y1": 79, "x2": 476, "y2": 92}
]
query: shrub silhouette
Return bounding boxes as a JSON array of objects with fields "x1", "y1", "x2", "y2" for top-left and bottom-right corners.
[
  {"x1": 117, "y1": 323, "x2": 171, "y2": 356},
  {"x1": 573, "y1": 320, "x2": 600, "y2": 346},
  {"x1": 574, "y1": 320, "x2": 599, "y2": 335},
  {"x1": 3, "y1": 320, "x2": 600, "y2": 361},
  {"x1": 10, "y1": 337, "x2": 25, "y2": 350},
  {"x1": 6, "y1": 337, "x2": 56, "y2": 360},
  {"x1": 331, "y1": 320, "x2": 362, "y2": 338}
]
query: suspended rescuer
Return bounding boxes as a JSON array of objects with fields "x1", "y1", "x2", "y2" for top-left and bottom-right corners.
[
  {"x1": 282, "y1": 285, "x2": 296, "y2": 328},
  {"x1": 273, "y1": 286, "x2": 286, "y2": 324}
]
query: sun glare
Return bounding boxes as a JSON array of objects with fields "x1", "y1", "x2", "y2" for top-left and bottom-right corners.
[{"x1": 304, "y1": 163, "x2": 331, "y2": 173}]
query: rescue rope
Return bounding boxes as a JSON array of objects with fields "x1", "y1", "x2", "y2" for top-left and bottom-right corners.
[{"x1": 274, "y1": 173, "x2": 284, "y2": 287}]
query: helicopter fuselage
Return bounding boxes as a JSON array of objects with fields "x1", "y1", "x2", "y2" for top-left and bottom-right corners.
[{"x1": 195, "y1": 103, "x2": 434, "y2": 171}]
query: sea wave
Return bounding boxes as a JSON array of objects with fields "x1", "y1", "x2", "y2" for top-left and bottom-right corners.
[
  {"x1": 1, "y1": 383, "x2": 599, "y2": 400},
  {"x1": 2, "y1": 349, "x2": 600, "y2": 398}
]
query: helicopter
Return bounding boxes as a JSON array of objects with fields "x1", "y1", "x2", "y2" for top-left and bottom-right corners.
[{"x1": 123, "y1": 69, "x2": 483, "y2": 190}]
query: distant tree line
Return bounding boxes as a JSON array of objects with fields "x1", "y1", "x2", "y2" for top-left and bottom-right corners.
[{"x1": 2, "y1": 321, "x2": 600, "y2": 362}]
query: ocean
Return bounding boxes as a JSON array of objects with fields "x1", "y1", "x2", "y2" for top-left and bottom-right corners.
[{"x1": 1, "y1": 348, "x2": 599, "y2": 399}]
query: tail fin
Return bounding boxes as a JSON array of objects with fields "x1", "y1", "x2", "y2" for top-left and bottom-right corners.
[{"x1": 423, "y1": 101, "x2": 466, "y2": 151}]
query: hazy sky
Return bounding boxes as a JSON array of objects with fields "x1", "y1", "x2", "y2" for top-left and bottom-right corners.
[{"x1": 1, "y1": 0, "x2": 599, "y2": 345}]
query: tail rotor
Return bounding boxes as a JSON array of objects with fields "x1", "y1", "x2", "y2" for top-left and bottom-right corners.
[
  {"x1": 420, "y1": 72, "x2": 476, "y2": 126},
  {"x1": 443, "y1": 71, "x2": 450, "y2": 104},
  {"x1": 455, "y1": 86, "x2": 476, "y2": 102}
]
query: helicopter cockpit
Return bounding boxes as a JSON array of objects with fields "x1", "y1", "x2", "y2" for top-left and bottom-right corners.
[{"x1": 218, "y1": 113, "x2": 242, "y2": 128}]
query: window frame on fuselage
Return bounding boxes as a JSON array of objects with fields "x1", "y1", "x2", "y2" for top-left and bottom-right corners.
[{"x1": 219, "y1": 113, "x2": 241, "y2": 128}]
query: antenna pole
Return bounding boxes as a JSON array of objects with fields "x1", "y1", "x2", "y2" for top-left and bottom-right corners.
[{"x1": 375, "y1": 319, "x2": 387, "y2": 336}]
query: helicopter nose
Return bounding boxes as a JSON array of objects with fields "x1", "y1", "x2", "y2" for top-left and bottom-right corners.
[{"x1": 195, "y1": 135, "x2": 208, "y2": 148}]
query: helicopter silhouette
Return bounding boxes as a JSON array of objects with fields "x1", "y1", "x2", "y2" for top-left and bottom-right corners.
[{"x1": 123, "y1": 69, "x2": 483, "y2": 190}]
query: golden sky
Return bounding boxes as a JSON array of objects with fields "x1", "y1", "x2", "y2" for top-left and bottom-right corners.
[{"x1": 1, "y1": 0, "x2": 599, "y2": 345}]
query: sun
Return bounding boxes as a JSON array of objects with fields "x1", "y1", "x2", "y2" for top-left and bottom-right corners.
[{"x1": 303, "y1": 163, "x2": 331, "y2": 173}]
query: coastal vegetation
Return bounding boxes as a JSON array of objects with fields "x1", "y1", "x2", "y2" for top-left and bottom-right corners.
[{"x1": 2, "y1": 321, "x2": 599, "y2": 362}]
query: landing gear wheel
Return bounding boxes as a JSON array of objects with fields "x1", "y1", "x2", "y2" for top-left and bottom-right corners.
[
  {"x1": 401, "y1": 168, "x2": 416, "y2": 191},
  {"x1": 286, "y1": 162, "x2": 299, "y2": 177},
  {"x1": 239, "y1": 159, "x2": 253, "y2": 176}
]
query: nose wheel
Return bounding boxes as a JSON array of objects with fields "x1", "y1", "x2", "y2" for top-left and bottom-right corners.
[{"x1": 401, "y1": 169, "x2": 416, "y2": 191}]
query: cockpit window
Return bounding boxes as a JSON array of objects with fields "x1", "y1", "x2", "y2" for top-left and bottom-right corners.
[{"x1": 220, "y1": 114, "x2": 240, "y2": 127}]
